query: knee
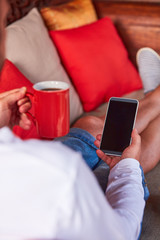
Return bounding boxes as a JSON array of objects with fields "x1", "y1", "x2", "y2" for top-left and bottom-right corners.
[
  {"x1": 72, "y1": 115, "x2": 104, "y2": 138},
  {"x1": 74, "y1": 115, "x2": 104, "y2": 128},
  {"x1": 87, "y1": 115, "x2": 104, "y2": 127}
]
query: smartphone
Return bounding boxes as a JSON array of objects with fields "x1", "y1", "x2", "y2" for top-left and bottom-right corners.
[{"x1": 100, "y1": 97, "x2": 139, "y2": 156}]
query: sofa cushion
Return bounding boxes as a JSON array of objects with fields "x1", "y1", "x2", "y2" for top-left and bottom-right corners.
[
  {"x1": 6, "y1": 8, "x2": 83, "y2": 124},
  {"x1": 40, "y1": 0, "x2": 97, "y2": 31},
  {"x1": 82, "y1": 89, "x2": 144, "y2": 120},
  {"x1": 50, "y1": 17, "x2": 143, "y2": 112}
]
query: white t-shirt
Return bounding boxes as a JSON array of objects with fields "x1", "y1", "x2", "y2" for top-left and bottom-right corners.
[{"x1": 0, "y1": 127, "x2": 145, "y2": 240}]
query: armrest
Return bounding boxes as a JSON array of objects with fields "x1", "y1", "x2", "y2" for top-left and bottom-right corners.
[{"x1": 94, "y1": 1, "x2": 160, "y2": 66}]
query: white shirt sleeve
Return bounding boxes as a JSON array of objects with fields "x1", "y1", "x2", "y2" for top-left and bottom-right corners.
[
  {"x1": 60, "y1": 157, "x2": 145, "y2": 240},
  {"x1": 106, "y1": 158, "x2": 145, "y2": 239}
]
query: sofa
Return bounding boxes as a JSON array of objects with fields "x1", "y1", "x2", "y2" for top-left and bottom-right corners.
[{"x1": 2, "y1": 0, "x2": 160, "y2": 239}]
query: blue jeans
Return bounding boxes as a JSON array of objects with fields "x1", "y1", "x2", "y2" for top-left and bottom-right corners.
[{"x1": 55, "y1": 128, "x2": 149, "y2": 200}]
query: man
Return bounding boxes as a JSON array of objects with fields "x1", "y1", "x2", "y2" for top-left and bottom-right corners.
[{"x1": 0, "y1": 0, "x2": 157, "y2": 239}]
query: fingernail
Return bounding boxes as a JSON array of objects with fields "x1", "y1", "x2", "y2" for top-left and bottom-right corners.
[{"x1": 20, "y1": 87, "x2": 26, "y2": 92}]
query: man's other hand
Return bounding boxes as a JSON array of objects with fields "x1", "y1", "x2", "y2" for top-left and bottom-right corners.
[
  {"x1": 94, "y1": 129, "x2": 141, "y2": 169},
  {"x1": 0, "y1": 87, "x2": 32, "y2": 129}
]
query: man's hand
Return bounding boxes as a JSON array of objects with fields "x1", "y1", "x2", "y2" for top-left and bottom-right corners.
[
  {"x1": 0, "y1": 87, "x2": 32, "y2": 129},
  {"x1": 94, "y1": 129, "x2": 141, "y2": 169}
]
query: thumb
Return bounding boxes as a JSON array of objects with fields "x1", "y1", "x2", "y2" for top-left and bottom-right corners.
[
  {"x1": 121, "y1": 129, "x2": 141, "y2": 161},
  {"x1": 5, "y1": 87, "x2": 27, "y2": 106},
  {"x1": 131, "y1": 129, "x2": 141, "y2": 147}
]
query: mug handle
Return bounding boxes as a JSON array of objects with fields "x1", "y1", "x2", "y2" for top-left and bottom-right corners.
[{"x1": 26, "y1": 92, "x2": 36, "y2": 125}]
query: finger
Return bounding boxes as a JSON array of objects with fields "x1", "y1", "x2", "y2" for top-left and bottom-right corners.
[
  {"x1": 19, "y1": 121, "x2": 31, "y2": 130},
  {"x1": 6, "y1": 87, "x2": 27, "y2": 106},
  {"x1": 94, "y1": 139, "x2": 100, "y2": 148},
  {"x1": 96, "y1": 149, "x2": 111, "y2": 165},
  {"x1": 21, "y1": 113, "x2": 31, "y2": 123},
  {"x1": 0, "y1": 88, "x2": 22, "y2": 98},
  {"x1": 131, "y1": 128, "x2": 141, "y2": 146},
  {"x1": 0, "y1": 87, "x2": 27, "y2": 98},
  {"x1": 19, "y1": 113, "x2": 32, "y2": 130},
  {"x1": 17, "y1": 97, "x2": 30, "y2": 106},
  {"x1": 131, "y1": 128, "x2": 137, "y2": 138},
  {"x1": 121, "y1": 128, "x2": 141, "y2": 161},
  {"x1": 96, "y1": 149, "x2": 105, "y2": 160},
  {"x1": 96, "y1": 134, "x2": 102, "y2": 140},
  {"x1": 19, "y1": 102, "x2": 32, "y2": 113}
]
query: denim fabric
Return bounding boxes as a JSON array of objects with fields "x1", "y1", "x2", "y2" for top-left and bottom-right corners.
[
  {"x1": 140, "y1": 165, "x2": 150, "y2": 201},
  {"x1": 137, "y1": 167, "x2": 150, "y2": 240},
  {"x1": 54, "y1": 127, "x2": 100, "y2": 170}
]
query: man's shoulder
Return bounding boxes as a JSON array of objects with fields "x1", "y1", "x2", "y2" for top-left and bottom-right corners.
[{"x1": 0, "y1": 127, "x2": 84, "y2": 179}]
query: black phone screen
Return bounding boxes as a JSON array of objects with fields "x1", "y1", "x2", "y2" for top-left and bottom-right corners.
[{"x1": 100, "y1": 98, "x2": 138, "y2": 155}]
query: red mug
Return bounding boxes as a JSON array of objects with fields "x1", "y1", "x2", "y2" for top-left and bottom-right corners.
[{"x1": 28, "y1": 81, "x2": 70, "y2": 139}]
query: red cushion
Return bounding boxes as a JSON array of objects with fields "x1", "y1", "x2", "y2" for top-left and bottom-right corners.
[
  {"x1": 50, "y1": 17, "x2": 142, "y2": 112},
  {"x1": 0, "y1": 59, "x2": 40, "y2": 139}
]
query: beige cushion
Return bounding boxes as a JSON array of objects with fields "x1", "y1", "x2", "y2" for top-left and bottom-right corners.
[{"x1": 6, "y1": 8, "x2": 83, "y2": 124}]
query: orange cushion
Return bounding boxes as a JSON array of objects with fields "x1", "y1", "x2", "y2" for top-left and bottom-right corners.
[{"x1": 40, "y1": 0, "x2": 97, "y2": 30}]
